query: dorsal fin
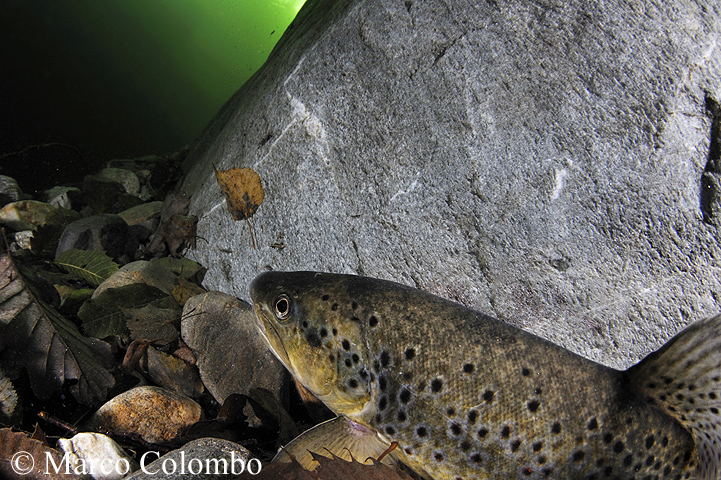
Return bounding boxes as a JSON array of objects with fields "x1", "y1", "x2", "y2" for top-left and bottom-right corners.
[{"x1": 627, "y1": 314, "x2": 721, "y2": 480}]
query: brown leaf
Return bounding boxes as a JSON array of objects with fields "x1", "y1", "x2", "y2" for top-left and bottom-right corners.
[
  {"x1": 0, "y1": 428, "x2": 83, "y2": 479},
  {"x1": 214, "y1": 166, "x2": 264, "y2": 249},
  {"x1": 0, "y1": 254, "x2": 115, "y2": 405},
  {"x1": 238, "y1": 451, "x2": 414, "y2": 480}
]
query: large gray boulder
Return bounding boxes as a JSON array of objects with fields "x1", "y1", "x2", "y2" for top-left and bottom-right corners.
[{"x1": 182, "y1": 0, "x2": 721, "y2": 369}]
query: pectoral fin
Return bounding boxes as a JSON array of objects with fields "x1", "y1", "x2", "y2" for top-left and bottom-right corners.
[{"x1": 272, "y1": 415, "x2": 395, "y2": 470}]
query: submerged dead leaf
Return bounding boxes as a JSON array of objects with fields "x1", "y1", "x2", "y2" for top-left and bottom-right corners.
[
  {"x1": 0, "y1": 428, "x2": 82, "y2": 479},
  {"x1": 0, "y1": 254, "x2": 115, "y2": 405},
  {"x1": 240, "y1": 450, "x2": 414, "y2": 480},
  {"x1": 214, "y1": 166, "x2": 264, "y2": 249}
]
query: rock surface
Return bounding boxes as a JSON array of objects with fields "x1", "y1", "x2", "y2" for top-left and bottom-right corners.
[
  {"x1": 180, "y1": 292, "x2": 289, "y2": 405},
  {"x1": 182, "y1": 0, "x2": 721, "y2": 369},
  {"x1": 125, "y1": 437, "x2": 253, "y2": 480},
  {"x1": 85, "y1": 385, "x2": 202, "y2": 444}
]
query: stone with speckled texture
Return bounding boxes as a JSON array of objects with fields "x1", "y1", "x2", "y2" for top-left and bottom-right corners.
[{"x1": 181, "y1": 0, "x2": 721, "y2": 370}]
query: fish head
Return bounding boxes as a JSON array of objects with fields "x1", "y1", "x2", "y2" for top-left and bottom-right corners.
[{"x1": 250, "y1": 271, "x2": 373, "y2": 418}]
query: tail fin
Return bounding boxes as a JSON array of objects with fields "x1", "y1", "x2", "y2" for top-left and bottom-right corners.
[{"x1": 627, "y1": 314, "x2": 721, "y2": 480}]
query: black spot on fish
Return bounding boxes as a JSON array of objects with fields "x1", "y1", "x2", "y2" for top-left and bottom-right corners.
[
  {"x1": 397, "y1": 411, "x2": 406, "y2": 422},
  {"x1": 305, "y1": 330, "x2": 321, "y2": 347},
  {"x1": 369, "y1": 315, "x2": 378, "y2": 327},
  {"x1": 645, "y1": 455, "x2": 655, "y2": 466},
  {"x1": 352, "y1": 354, "x2": 359, "y2": 363},
  {"x1": 683, "y1": 450, "x2": 692, "y2": 462},
  {"x1": 404, "y1": 447, "x2": 413, "y2": 456},
  {"x1": 661, "y1": 436, "x2": 668, "y2": 447},
  {"x1": 522, "y1": 367, "x2": 531, "y2": 376},
  {"x1": 625, "y1": 417, "x2": 633, "y2": 425},
  {"x1": 467, "y1": 410, "x2": 478, "y2": 424},
  {"x1": 551, "y1": 422, "x2": 561, "y2": 434},
  {"x1": 450, "y1": 423, "x2": 462, "y2": 436},
  {"x1": 329, "y1": 354, "x2": 335, "y2": 362},
  {"x1": 532, "y1": 442, "x2": 543, "y2": 452},
  {"x1": 587, "y1": 418, "x2": 598, "y2": 430},
  {"x1": 331, "y1": 303, "x2": 339, "y2": 311},
  {"x1": 447, "y1": 407, "x2": 456, "y2": 416},
  {"x1": 461, "y1": 441, "x2": 471, "y2": 451},
  {"x1": 528, "y1": 400, "x2": 540, "y2": 412},
  {"x1": 623, "y1": 454, "x2": 633, "y2": 466},
  {"x1": 379, "y1": 375, "x2": 387, "y2": 391},
  {"x1": 603, "y1": 433, "x2": 613, "y2": 444},
  {"x1": 645, "y1": 435, "x2": 654, "y2": 449},
  {"x1": 537, "y1": 456, "x2": 547, "y2": 464},
  {"x1": 522, "y1": 467, "x2": 533, "y2": 476},
  {"x1": 511, "y1": 439, "x2": 522, "y2": 452},
  {"x1": 351, "y1": 316, "x2": 360, "y2": 322},
  {"x1": 386, "y1": 426, "x2": 395, "y2": 435},
  {"x1": 483, "y1": 390, "x2": 495, "y2": 402},
  {"x1": 431, "y1": 379, "x2": 443, "y2": 393},
  {"x1": 417, "y1": 426, "x2": 428, "y2": 437},
  {"x1": 541, "y1": 467, "x2": 553, "y2": 477},
  {"x1": 351, "y1": 301, "x2": 358, "y2": 310},
  {"x1": 332, "y1": 328, "x2": 338, "y2": 335},
  {"x1": 573, "y1": 450, "x2": 585, "y2": 462},
  {"x1": 322, "y1": 294, "x2": 329, "y2": 301},
  {"x1": 434, "y1": 452, "x2": 444, "y2": 462},
  {"x1": 603, "y1": 466, "x2": 613, "y2": 477},
  {"x1": 373, "y1": 361, "x2": 380, "y2": 372},
  {"x1": 418, "y1": 380, "x2": 426, "y2": 391},
  {"x1": 379, "y1": 397, "x2": 387, "y2": 410},
  {"x1": 405, "y1": 348, "x2": 416, "y2": 360},
  {"x1": 471, "y1": 453, "x2": 483, "y2": 464},
  {"x1": 400, "y1": 388, "x2": 411, "y2": 404},
  {"x1": 403, "y1": 371, "x2": 413, "y2": 381},
  {"x1": 500, "y1": 425, "x2": 511, "y2": 438},
  {"x1": 348, "y1": 379, "x2": 358, "y2": 388},
  {"x1": 477, "y1": 427, "x2": 488, "y2": 439},
  {"x1": 302, "y1": 320, "x2": 309, "y2": 329},
  {"x1": 463, "y1": 363, "x2": 475, "y2": 373},
  {"x1": 710, "y1": 392, "x2": 717, "y2": 400},
  {"x1": 320, "y1": 328, "x2": 327, "y2": 337},
  {"x1": 345, "y1": 359, "x2": 352, "y2": 367},
  {"x1": 613, "y1": 441, "x2": 624, "y2": 454},
  {"x1": 360, "y1": 369, "x2": 368, "y2": 379},
  {"x1": 380, "y1": 350, "x2": 391, "y2": 368},
  {"x1": 342, "y1": 339, "x2": 351, "y2": 351}
]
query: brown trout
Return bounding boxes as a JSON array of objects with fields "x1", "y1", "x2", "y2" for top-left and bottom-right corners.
[{"x1": 250, "y1": 271, "x2": 721, "y2": 480}]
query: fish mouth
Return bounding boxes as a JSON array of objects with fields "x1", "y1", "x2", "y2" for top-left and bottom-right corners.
[{"x1": 252, "y1": 302, "x2": 293, "y2": 373}]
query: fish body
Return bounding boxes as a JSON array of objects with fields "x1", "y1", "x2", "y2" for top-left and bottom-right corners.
[{"x1": 250, "y1": 271, "x2": 721, "y2": 480}]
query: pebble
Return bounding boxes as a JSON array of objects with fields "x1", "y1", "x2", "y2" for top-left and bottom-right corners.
[
  {"x1": 146, "y1": 346, "x2": 204, "y2": 399},
  {"x1": 125, "y1": 437, "x2": 254, "y2": 480},
  {"x1": 0, "y1": 175, "x2": 25, "y2": 207},
  {"x1": 56, "y1": 214, "x2": 138, "y2": 262},
  {"x1": 44, "y1": 186, "x2": 82, "y2": 209},
  {"x1": 84, "y1": 168, "x2": 141, "y2": 196},
  {"x1": 58, "y1": 432, "x2": 139, "y2": 480},
  {"x1": 85, "y1": 386, "x2": 202, "y2": 444},
  {"x1": 181, "y1": 292, "x2": 289, "y2": 406},
  {"x1": 118, "y1": 201, "x2": 164, "y2": 228}
]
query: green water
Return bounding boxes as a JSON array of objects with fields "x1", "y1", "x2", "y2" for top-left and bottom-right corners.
[
  {"x1": 63, "y1": 0, "x2": 307, "y2": 143},
  {"x1": 0, "y1": 0, "x2": 307, "y2": 166}
]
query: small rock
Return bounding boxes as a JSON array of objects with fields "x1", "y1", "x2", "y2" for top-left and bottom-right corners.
[
  {"x1": 58, "y1": 432, "x2": 139, "y2": 480},
  {"x1": 118, "y1": 201, "x2": 163, "y2": 229},
  {"x1": 44, "y1": 186, "x2": 82, "y2": 209},
  {"x1": 0, "y1": 200, "x2": 78, "y2": 231},
  {"x1": 146, "y1": 347, "x2": 204, "y2": 399},
  {"x1": 56, "y1": 214, "x2": 138, "y2": 262},
  {"x1": 85, "y1": 168, "x2": 141, "y2": 196},
  {"x1": 125, "y1": 437, "x2": 254, "y2": 480},
  {"x1": 0, "y1": 175, "x2": 25, "y2": 207},
  {"x1": 181, "y1": 292, "x2": 289, "y2": 406},
  {"x1": 11, "y1": 230, "x2": 33, "y2": 250},
  {"x1": 86, "y1": 386, "x2": 202, "y2": 444},
  {"x1": 93, "y1": 260, "x2": 178, "y2": 298}
]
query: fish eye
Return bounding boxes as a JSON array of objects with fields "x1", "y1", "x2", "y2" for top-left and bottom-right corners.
[{"x1": 274, "y1": 294, "x2": 292, "y2": 320}]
